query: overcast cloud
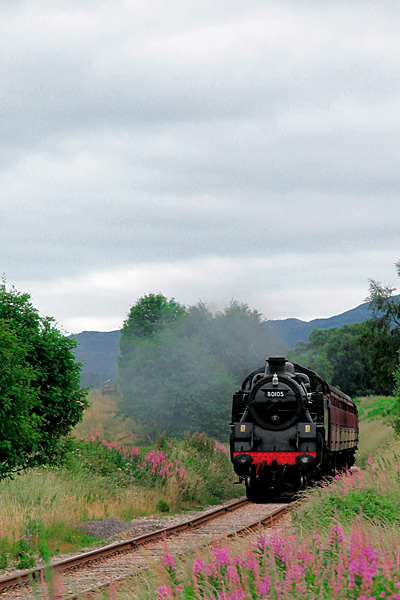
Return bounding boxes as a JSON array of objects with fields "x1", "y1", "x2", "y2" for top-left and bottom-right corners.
[{"x1": 2, "y1": 0, "x2": 400, "y2": 332}]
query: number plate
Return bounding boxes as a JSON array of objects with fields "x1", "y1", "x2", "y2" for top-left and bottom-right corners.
[{"x1": 264, "y1": 390, "x2": 286, "y2": 398}]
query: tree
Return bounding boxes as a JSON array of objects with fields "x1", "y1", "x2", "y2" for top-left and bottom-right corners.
[
  {"x1": 211, "y1": 301, "x2": 286, "y2": 382},
  {"x1": 118, "y1": 295, "x2": 285, "y2": 438},
  {"x1": 119, "y1": 329, "x2": 235, "y2": 439},
  {"x1": 360, "y1": 260, "x2": 400, "y2": 393},
  {"x1": 288, "y1": 324, "x2": 376, "y2": 397},
  {"x1": 119, "y1": 293, "x2": 186, "y2": 359},
  {"x1": 0, "y1": 283, "x2": 88, "y2": 479},
  {"x1": 288, "y1": 329, "x2": 333, "y2": 382},
  {"x1": 392, "y1": 351, "x2": 400, "y2": 433},
  {"x1": 325, "y1": 324, "x2": 376, "y2": 396}
]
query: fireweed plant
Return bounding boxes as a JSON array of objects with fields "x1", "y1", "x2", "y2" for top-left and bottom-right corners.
[
  {"x1": 152, "y1": 522, "x2": 400, "y2": 600},
  {"x1": 73, "y1": 431, "x2": 240, "y2": 506},
  {"x1": 148, "y1": 451, "x2": 400, "y2": 600}
]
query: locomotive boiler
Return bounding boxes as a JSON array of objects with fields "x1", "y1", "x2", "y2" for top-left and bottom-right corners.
[{"x1": 230, "y1": 357, "x2": 358, "y2": 500}]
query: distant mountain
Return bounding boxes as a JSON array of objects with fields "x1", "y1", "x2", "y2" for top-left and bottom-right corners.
[
  {"x1": 267, "y1": 301, "x2": 374, "y2": 348},
  {"x1": 70, "y1": 299, "x2": 380, "y2": 388},
  {"x1": 70, "y1": 330, "x2": 120, "y2": 389}
]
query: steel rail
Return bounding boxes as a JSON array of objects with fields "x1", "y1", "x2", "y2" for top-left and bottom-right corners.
[
  {"x1": 0, "y1": 497, "x2": 249, "y2": 593},
  {"x1": 63, "y1": 501, "x2": 292, "y2": 600}
]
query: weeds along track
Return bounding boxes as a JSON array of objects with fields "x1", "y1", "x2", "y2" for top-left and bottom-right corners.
[{"x1": 0, "y1": 498, "x2": 291, "y2": 599}]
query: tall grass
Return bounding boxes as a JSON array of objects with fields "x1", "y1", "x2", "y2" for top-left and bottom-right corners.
[
  {"x1": 0, "y1": 432, "x2": 241, "y2": 569},
  {"x1": 72, "y1": 390, "x2": 148, "y2": 445},
  {"x1": 293, "y1": 436, "x2": 400, "y2": 537},
  {"x1": 355, "y1": 395, "x2": 396, "y2": 423},
  {"x1": 72, "y1": 431, "x2": 242, "y2": 509},
  {"x1": 355, "y1": 395, "x2": 395, "y2": 467},
  {"x1": 0, "y1": 466, "x2": 153, "y2": 562},
  {"x1": 111, "y1": 434, "x2": 400, "y2": 600},
  {"x1": 356, "y1": 419, "x2": 393, "y2": 467}
]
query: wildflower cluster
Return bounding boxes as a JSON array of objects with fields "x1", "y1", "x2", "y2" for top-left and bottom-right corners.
[
  {"x1": 214, "y1": 441, "x2": 227, "y2": 454},
  {"x1": 157, "y1": 522, "x2": 400, "y2": 599},
  {"x1": 76, "y1": 432, "x2": 240, "y2": 505},
  {"x1": 100, "y1": 438, "x2": 140, "y2": 460},
  {"x1": 78, "y1": 433, "x2": 231, "y2": 493},
  {"x1": 138, "y1": 450, "x2": 187, "y2": 486},
  {"x1": 82, "y1": 434, "x2": 140, "y2": 462}
]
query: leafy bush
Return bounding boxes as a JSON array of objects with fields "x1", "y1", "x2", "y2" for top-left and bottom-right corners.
[
  {"x1": 0, "y1": 282, "x2": 87, "y2": 479},
  {"x1": 156, "y1": 500, "x2": 170, "y2": 513}
]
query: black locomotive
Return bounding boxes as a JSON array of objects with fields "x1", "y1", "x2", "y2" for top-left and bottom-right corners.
[{"x1": 230, "y1": 357, "x2": 358, "y2": 500}]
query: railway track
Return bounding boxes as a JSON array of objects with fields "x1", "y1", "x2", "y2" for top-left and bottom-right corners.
[{"x1": 0, "y1": 497, "x2": 291, "y2": 599}]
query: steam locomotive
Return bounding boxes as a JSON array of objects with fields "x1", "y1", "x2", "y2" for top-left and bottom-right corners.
[{"x1": 230, "y1": 357, "x2": 358, "y2": 500}]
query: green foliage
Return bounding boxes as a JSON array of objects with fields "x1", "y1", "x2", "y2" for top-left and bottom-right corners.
[
  {"x1": 355, "y1": 395, "x2": 396, "y2": 422},
  {"x1": 288, "y1": 324, "x2": 375, "y2": 396},
  {"x1": 0, "y1": 428, "x2": 241, "y2": 569},
  {"x1": 288, "y1": 260, "x2": 400, "y2": 398},
  {"x1": 305, "y1": 487, "x2": 400, "y2": 526},
  {"x1": 4, "y1": 517, "x2": 98, "y2": 571},
  {"x1": 356, "y1": 419, "x2": 392, "y2": 469},
  {"x1": 0, "y1": 282, "x2": 88, "y2": 479},
  {"x1": 67, "y1": 439, "x2": 137, "y2": 484},
  {"x1": 178, "y1": 432, "x2": 239, "y2": 503},
  {"x1": 212, "y1": 301, "x2": 282, "y2": 381},
  {"x1": 120, "y1": 329, "x2": 236, "y2": 439},
  {"x1": 119, "y1": 295, "x2": 284, "y2": 439},
  {"x1": 183, "y1": 431, "x2": 215, "y2": 455},
  {"x1": 361, "y1": 260, "x2": 400, "y2": 393},
  {"x1": 14, "y1": 535, "x2": 34, "y2": 570},
  {"x1": 392, "y1": 351, "x2": 400, "y2": 433},
  {"x1": 156, "y1": 499, "x2": 170, "y2": 513},
  {"x1": 359, "y1": 319, "x2": 400, "y2": 394},
  {"x1": 69, "y1": 432, "x2": 240, "y2": 507},
  {"x1": 119, "y1": 293, "x2": 186, "y2": 359}
]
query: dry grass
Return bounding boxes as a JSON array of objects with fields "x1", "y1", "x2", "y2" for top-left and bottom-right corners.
[
  {"x1": 0, "y1": 466, "x2": 177, "y2": 554},
  {"x1": 356, "y1": 419, "x2": 393, "y2": 468},
  {"x1": 73, "y1": 390, "x2": 148, "y2": 445}
]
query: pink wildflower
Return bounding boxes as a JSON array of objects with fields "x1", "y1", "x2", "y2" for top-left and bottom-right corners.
[
  {"x1": 163, "y1": 553, "x2": 176, "y2": 572},
  {"x1": 212, "y1": 547, "x2": 230, "y2": 567},
  {"x1": 157, "y1": 585, "x2": 172, "y2": 599},
  {"x1": 193, "y1": 558, "x2": 205, "y2": 574}
]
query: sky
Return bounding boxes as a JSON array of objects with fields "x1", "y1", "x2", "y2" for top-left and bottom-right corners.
[{"x1": 2, "y1": 0, "x2": 400, "y2": 333}]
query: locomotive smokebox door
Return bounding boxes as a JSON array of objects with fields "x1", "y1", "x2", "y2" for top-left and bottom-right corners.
[{"x1": 233, "y1": 422, "x2": 253, "y2": 452}]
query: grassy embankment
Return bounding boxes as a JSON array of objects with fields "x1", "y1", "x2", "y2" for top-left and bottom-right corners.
[
  {"x1": 1, "y1": 389, "x2": 398, "y2": 599},
  {"x1": 107, "y1": 395, "x2": 400, "y2": 600},
  {"x1": 355, "y1": 394, "x2": 396, "y2": 467},
  {"x1": 0, "y1": 391, "x2": 241, "y2": 571}
]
